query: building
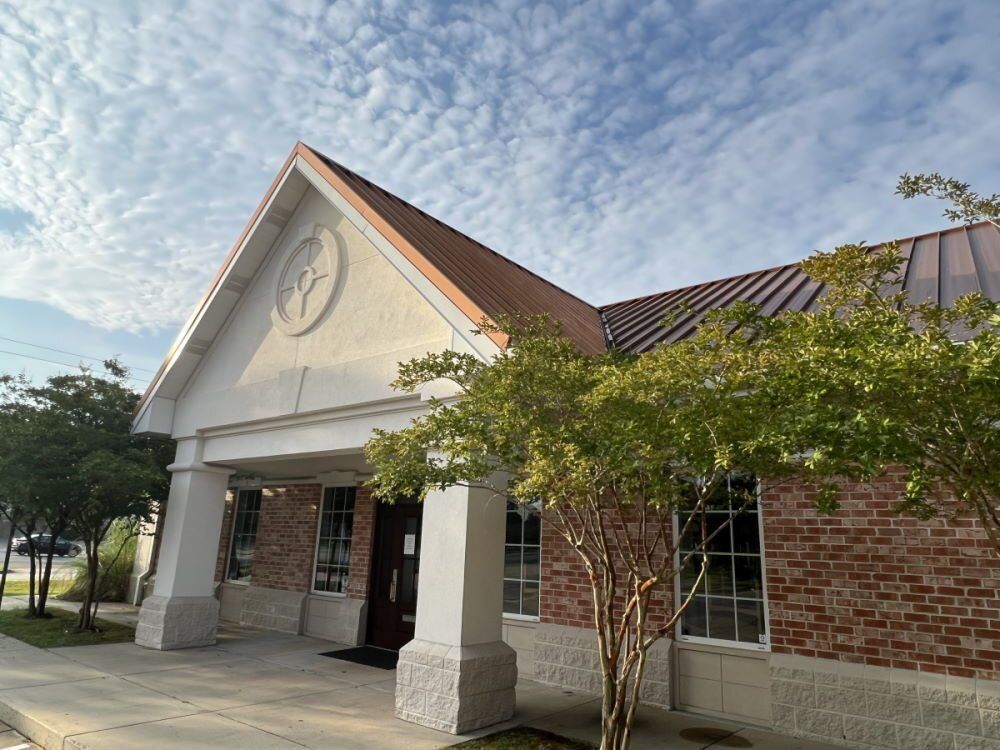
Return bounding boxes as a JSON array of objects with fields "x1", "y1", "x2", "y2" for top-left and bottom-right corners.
[{"x1": 132, "y1": 142, "x2": 1000, "y2": 747}]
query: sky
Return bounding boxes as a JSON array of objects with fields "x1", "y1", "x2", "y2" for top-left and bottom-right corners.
[{"x1": 1, "y1": 0, "x2": 999, "y2": 389}]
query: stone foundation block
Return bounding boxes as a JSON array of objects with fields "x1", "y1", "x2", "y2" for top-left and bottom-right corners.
[
  {"x1": 533, "y1": 622, "x2": 672, "y2": 710},
  {"x1": 770, "y1": 653, "x2": 1000, "y2": 748},
  {"x1": 135, "y1": 595, "x2": 219, "y2": 650},
  {"x1": 240, "y1": 586, "x2": 307, "y2": 633},
  {"x1": 395, "y1": 639, "x2": 517, "y2": 734}
]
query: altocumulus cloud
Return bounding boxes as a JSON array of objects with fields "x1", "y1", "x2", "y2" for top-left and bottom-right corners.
[{"x1": 0, "y1": 0, "x2": 998, "y2": 332}]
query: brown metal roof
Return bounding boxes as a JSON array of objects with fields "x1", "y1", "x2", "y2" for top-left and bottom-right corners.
[
  {"x1": 600, "y1": 221, "x2": 1000, "y2": 354},
  {"x1": 305, "y1": 146, "x2": 607, "y2": 355}
]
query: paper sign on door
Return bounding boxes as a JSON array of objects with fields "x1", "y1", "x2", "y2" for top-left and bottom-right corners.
[{"x1": 403, "y1": 534, "x2": 416, "y2": 555}]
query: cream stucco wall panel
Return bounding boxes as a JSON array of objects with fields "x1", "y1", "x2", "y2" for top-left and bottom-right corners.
[
  {"x1": 173, "y1": 185, "x2": 457, "y2": 438},
  {"x1": 293, "y1": 250, "x2": 451, "y2": 372},
  {"x1": 178, "y1": 189, "x2": 333, "y2": 397},
  {"x1": 502, "y1": 618, "x2": 538, "y2": 677},
  {"x1": 675, "y1": 641, "x2": 771, "y2": 724},
  {"x1": 294, "y1": 155, "x2": 500, "y2": 364},
  {"x1": 132, "y1": 164, "x2": 311, "y2": 436}
]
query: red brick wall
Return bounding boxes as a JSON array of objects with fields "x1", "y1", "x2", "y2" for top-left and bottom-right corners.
[
  {"x1": 537, "y1": 479, "x2": 1000, "y2": 683},
  {"x1": 539, "y1": 512, "x2": 672, "y2": 630},
  {"x1": 214, "y1": 489, "x2": 237, "y2": 582},
  {"x1": 763, "y1": 474, "x2": 1000, "y2": 680},
  {"x1": 251, "y1": 485, "x2": 322, "y2": 592},
  {"x1": 345, "y1": 486, "x2": 377, "y2": 600},
  {"x1": 213, "y1": 484, "x2": 379, "y2": 597},
  {"x1": 539, "y1": 514, "x2": 593, "y2": 629}
]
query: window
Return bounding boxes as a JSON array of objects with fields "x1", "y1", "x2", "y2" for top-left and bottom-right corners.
[
  {"x1": 676, "y1": 475, "x2": 768, "y2": 647},
  {"x1": 503, "y1": 499, "x2": 541, "y2": 617},
  {"x1": 313, "y1": 486, "x2": 356, "y2": 594},
  {"x1": 226, "y1": 489, "x2": 262, "y2": 583}
]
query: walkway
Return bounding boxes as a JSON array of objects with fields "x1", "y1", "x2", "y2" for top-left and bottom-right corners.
[{"x1": 0, "y1": 624, "x2": 841, "y2": 749}]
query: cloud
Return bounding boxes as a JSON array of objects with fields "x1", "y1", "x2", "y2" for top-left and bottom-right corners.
[{"x1": 0, "y1": 0, "x2": 998, "y2": 333}]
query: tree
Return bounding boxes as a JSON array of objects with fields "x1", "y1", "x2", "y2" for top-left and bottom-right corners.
[
  {"x1": 0, "y1": 363, "x2": 170, "y2": 627},
  {"x1": 733, "y1": 176, "x2": 999, "y2": 553},
  {"x1": 0, "y1": 373, "x2": 77, "y2": 616},
  {"x1": 365, "y1": 317, "x2": 806, "y2": 750},
  {"x1": 896, "y1": 172, "x2": 1000, "y2": 228}
]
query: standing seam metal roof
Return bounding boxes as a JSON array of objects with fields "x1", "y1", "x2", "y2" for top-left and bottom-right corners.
[{"x1": 599, "y1": 222, "x2": 1000, "y2": 353}]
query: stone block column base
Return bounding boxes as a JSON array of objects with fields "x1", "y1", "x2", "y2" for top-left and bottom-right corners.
[
  {"x1": 395, "y1": 639, "x2": 517, "y2": 734},
  {"x1": 135, "y1": 595, "x2": 220, "y2": 650}
]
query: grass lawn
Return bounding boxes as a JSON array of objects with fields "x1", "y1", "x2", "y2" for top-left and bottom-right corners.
[
  {"x1": 0, "y1": 606, "x2": 134, "y2": 648},
  {"x1": 449, "y1": 728, "x2": 594, "y2": 749},
  {"x1": 1, "y1": 579, "x2": 71, "y2": 597}
]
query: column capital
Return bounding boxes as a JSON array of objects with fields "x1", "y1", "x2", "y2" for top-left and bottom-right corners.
[{"x1": 166, "y1": 461, "x2": 236, "y2": 476}]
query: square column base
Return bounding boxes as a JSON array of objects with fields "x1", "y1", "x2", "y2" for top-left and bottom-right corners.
[
  {"x1": 135, "y1": 595, "x2": 219, "y2": 650},
  {"x1": 395, "y1": 639, "x2": 517, "y2": 733}
]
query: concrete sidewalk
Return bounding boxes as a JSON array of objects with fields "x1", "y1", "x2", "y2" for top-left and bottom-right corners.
[{"x1": 0, "y1": 624, "x2": 839, "y2": 749}]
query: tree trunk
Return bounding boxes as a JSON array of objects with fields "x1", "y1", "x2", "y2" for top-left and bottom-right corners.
[
  {"x1": 25, "y1": 537, "x2": 37, "y2": 617},
  {"x1": 0, "y1": 522, "x2": 13, "y2": 609},
  {"x1": 79, "y1": 539, "x2": 100, "y2": 631},
  {"x1": 36, "y1": 528, "x2": 63, "y2": 617}
]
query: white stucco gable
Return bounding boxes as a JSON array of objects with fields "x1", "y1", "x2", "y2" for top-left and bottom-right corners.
[{"x1": 134, "y1": 148, "x2": 500, "y2": 440}]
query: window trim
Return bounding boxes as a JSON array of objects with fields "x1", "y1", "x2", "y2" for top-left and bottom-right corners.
[
  {"x1": 225, "y1": 488, "x2": 263, "y2": 586},
  {"x1": 502, "y1": 499, "x2": 542, "y2": 621},
  {"x1": 673, "y1": 482, "x2": 771, "y2": 653},
  {"x1": 309, "y1": 484, "x2": 355, "y2": 599}
]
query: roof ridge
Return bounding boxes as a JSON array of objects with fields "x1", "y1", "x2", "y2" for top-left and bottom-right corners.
[{"x1": 307, "y1": 146, "x2": 601, "y2": 315}]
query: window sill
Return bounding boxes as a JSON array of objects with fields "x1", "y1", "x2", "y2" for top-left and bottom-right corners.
[
  {"x1": 222, "y1": 579, "x2": 252, "y2": 587},
  {"x1": 676, "y1": 634, "x2": 770, "y2": 653},
  {"x1": 309, "y1": 590, "x2": 347, "y2": 599},
  {"x1": 502, "y1": 613, "x2": 540, "y2": 623}
]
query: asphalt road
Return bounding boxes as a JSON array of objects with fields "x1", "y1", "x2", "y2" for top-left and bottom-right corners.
[{"x1": 0, "y1": 537, "x2": 81, "y2": 582}]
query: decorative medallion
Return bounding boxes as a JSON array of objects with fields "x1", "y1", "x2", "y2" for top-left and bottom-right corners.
[{"x1": 272, "y1": 224, "x2": 343, "y2": 336}]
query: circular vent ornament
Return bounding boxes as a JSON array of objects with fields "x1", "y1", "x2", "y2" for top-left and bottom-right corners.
[{"x1": 272, "y1": 224, "x2": 343, "y2": 336}]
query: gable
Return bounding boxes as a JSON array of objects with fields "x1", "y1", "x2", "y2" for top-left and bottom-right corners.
[
  {"x1": 135, "y1": 151, "x2": 502, "y2": 438},
  {"x1": 167, "y1": 185, "x2": 457, "y2": 436}
]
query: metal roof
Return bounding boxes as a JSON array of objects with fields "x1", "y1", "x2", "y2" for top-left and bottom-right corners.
[
  {"x1": 600, "y1": 221, "x2": 1000, "y2": 354},
  {"x1": 309, "y1": 147, "x2": 608, "y2": 355}
]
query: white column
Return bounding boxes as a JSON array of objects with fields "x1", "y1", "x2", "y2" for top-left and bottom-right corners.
[
  {"x1": 135, "y1": 458, "x2": 233, "y2": 650},
  {"x1": 395, "y1": 480, "x2": 517, "y2": 733}
]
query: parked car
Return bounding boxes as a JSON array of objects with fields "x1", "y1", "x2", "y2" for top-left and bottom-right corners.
[{"x1": 14, "y1": 534, "x2": 81, "y2": 557}]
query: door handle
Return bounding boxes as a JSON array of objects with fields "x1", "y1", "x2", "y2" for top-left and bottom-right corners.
[{"x1": 389, "y1": 568, "x2": 398, "y2": 603}]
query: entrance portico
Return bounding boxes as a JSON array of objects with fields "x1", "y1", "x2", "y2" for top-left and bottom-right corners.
[
  {"x1": 137, "y1": 424, "x2": 516, "y2": 733},
  {"x1": 130, "y1": 141, "x2": 530, "y2": 732}
]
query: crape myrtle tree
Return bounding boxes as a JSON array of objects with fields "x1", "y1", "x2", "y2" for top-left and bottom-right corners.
[
  {"x1": 0, "y1": 362, "x2": 170, "y2": 628},
  {"x1": 734, "y1": 176, "x2": 999, "y2": 553},
  {"x1": 365, "y1": 316, "x2": 807, "y2": 750}
]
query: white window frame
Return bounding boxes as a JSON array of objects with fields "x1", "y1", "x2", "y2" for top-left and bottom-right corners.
[
  {"x1": 673, "y1": 481, "x2": 771, "y2": 653},
  {"x1": 309, "y1": 484, "x2": 356, "y2": 599},
  {"x1": 503, "y1": 499, "x2": 542, "y2": 621},
  {"x1": 225, "y1": 488, "x2": 263, "y2": 586}
]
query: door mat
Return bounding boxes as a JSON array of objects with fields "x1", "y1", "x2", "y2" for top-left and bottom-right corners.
[{"x1": 319, "y1": 645, "x2": 399, "y2": 670}]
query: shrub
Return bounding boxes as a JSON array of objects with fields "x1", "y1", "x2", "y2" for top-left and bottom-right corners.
[{"x1": 60, "y1": 520, "x2": 137, "y2": 603}]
